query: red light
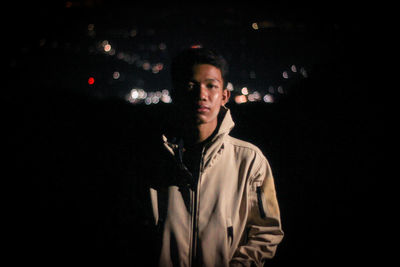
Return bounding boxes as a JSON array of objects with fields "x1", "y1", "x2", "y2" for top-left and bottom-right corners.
[
  {"x1": 190, "y1": 44, "x2": 202, "y2": 49},
  {"x1": 88, "y1": 77, "x2": 95, "y2": 85}
]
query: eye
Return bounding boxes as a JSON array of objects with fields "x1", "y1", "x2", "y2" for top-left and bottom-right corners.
[
  {"x1": 206, "y1": 83, "x2": 219, "y2": 89},
  {"x1": 187, "y1": 82, "x2": 195, "y2": 90}
]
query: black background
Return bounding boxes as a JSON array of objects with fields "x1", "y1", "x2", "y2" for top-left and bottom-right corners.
[{"x1": 7, "y1": 1, "x2": 380, "y2": 266}]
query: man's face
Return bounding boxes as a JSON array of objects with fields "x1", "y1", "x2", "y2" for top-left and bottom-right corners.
[{"x1": 176, "y1": 64, "x2": 229, "y2": 125}]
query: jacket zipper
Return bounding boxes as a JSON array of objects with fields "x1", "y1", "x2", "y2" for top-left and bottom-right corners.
[
  {"x1": 189, "y1": 186, "x2": 198, "y2": 266},
  {"x1": 189, "y1": 146, "x2": 205, "y2": 267}
]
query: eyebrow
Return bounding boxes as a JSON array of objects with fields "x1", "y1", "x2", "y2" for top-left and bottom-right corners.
[
  {"x1": 204, "y1": 78, "x2": 222, "y2": 83},
  {"x1": 189, "y1": 78, "x2": 222, "y2": 84}
]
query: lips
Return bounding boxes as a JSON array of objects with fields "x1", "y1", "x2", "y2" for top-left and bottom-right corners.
[{"x1": 196, "y1": 104, "x2": 210, "y2": 113}]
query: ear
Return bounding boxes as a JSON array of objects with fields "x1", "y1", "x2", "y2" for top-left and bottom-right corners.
[{"x1": 221, "y1": 88, "x2": 231, "y2": 106}]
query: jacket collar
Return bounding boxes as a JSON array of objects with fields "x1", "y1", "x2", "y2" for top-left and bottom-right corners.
[
  {"x1": 212, "y1": 106, "x2": 235, "y2": 143},
  {"x1": 162, "y1": 106, "x2": 234, "y2": 162}
]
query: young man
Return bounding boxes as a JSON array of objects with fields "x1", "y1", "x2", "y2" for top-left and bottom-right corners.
[{"x1": 145, "y1": 48, "x2": 283, "y2": 266}]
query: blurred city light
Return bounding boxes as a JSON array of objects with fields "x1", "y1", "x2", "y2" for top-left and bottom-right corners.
[
  {"x1": 226, "y1": 82, "x2": 234, "y2": 91},
  {"x1": 142, "y1": 62, "x2": 151, "y2": 71},
  {"x1": 131, "y1": 89, "x2": 139, "y2": 99},
  {"x1": 112, "y1": 71, "x2": 120, "y2": 79},
  {"x1": 126, "y1": 88, "x2": 171, "y2": 105},
  {"x1": 88, "y1": 77, "x2": 95, "y2": 85},
  {"x1": 282, "y1": 71, "x2": 289, "y2": 79},
  {"x1": 268, "y1": 86, "x2": 275, "y2": 93},
  {"x1": 263, "y1": 94, "x2": 274, "y2": 103},
  {"x1": 235, "y1": 95, "x2": 247, "y2": 104},
  {"x1": 12, "y1": 3, "x2": 316, "y2": 107},
  {"x1": 248, "y1": 91, "x2": 261, "y2": 102},
  {"x1": 190, "y1": 44, "x2": 202, "y2": 49},
  {"x1": 300, "y1": 67, "x2": 308, "y2": 77},
  {"x1": 104, "y1": 44, "x2": 111, "y2": 52},
  {"x1": 252, "y1": 21, "x2": 276, "y2": 30}
]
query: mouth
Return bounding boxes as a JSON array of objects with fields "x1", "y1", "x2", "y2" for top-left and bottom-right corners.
[{"x1": 196, "y1": 104, "x2": 210, "y2": 113}]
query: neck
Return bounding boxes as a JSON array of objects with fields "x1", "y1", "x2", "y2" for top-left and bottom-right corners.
[
  {"x1": 196, "y1": 120, "x2": 218, "y2": 143},
  {"x1": 183, "y1": 120, "x2": 218, "y2": 145}
]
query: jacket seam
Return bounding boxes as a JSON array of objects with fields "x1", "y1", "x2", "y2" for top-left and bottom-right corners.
[
  {"x1": 226, "y1": 137, "x2": 266, "y2": 161},
  {"x1": 250, "y1": 160, "x2": 264, "y2": 182},
  {"x1": 225, "y1": 138, "x2": 265, "y2": 182}
]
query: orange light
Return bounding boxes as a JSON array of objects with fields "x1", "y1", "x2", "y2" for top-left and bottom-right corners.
[
  {"x1": 104, "y1": 44, "x2": 111, "y2": 52},
  {"x1": 88, "y1": 77, "x2": 95, "y2": 85},
  {"x1": 190, "y1": 44, "x2": 202, "y2": 49},
  {"x1": 234, "y1": 95, "x2": 247, "y2": 104}
]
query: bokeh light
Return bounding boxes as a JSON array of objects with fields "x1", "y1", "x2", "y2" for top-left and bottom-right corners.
[{"x1": 88, "y1": 77, "x2": 95, "y2": 85}]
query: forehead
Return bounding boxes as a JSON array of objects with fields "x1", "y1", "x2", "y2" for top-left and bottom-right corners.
[{"x1": 191, "y1": 64, "x2": 223, "y2": 82}]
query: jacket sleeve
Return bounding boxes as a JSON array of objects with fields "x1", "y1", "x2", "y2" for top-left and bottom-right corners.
[{"x1": 230, "y1": 158, "x2": 284, "y2": 267}]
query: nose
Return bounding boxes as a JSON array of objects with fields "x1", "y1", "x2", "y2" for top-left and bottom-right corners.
[{"x1": 198, "y1": 83, "x2": 208, "y2": 101}]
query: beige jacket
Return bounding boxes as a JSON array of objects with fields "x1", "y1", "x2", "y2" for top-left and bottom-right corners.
[{"x1": 149, "y1": 107, "x2": 283, "y2": 267}]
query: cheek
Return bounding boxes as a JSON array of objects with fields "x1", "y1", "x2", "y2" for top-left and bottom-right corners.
[
  {"x1": 210, "y1": 92, "x2": 223, "y2": 105},
  {"x1": 209, "y1": 94, "x2": 223, "y2": 114}
]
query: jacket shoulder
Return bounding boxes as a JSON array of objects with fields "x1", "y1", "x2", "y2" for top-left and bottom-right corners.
[
  {"x1": 225, "y1": 136, "x2": 273, "y2": 183},
  {"x1": 225, "y1": 135, "x2": 267, "y2": 162}
]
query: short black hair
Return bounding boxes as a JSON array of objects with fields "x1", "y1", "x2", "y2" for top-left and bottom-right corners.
[{"x1": 170, "y1": 47, "x2": 229, "y2": 94}]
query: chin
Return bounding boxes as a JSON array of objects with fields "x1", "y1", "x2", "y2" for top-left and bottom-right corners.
[
  {"x1": 196, "y1": 115, "x2": 217, "y2": 126},
  {"x1": 196, "y1": 117, "x2": 208, "y2": 125}
]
